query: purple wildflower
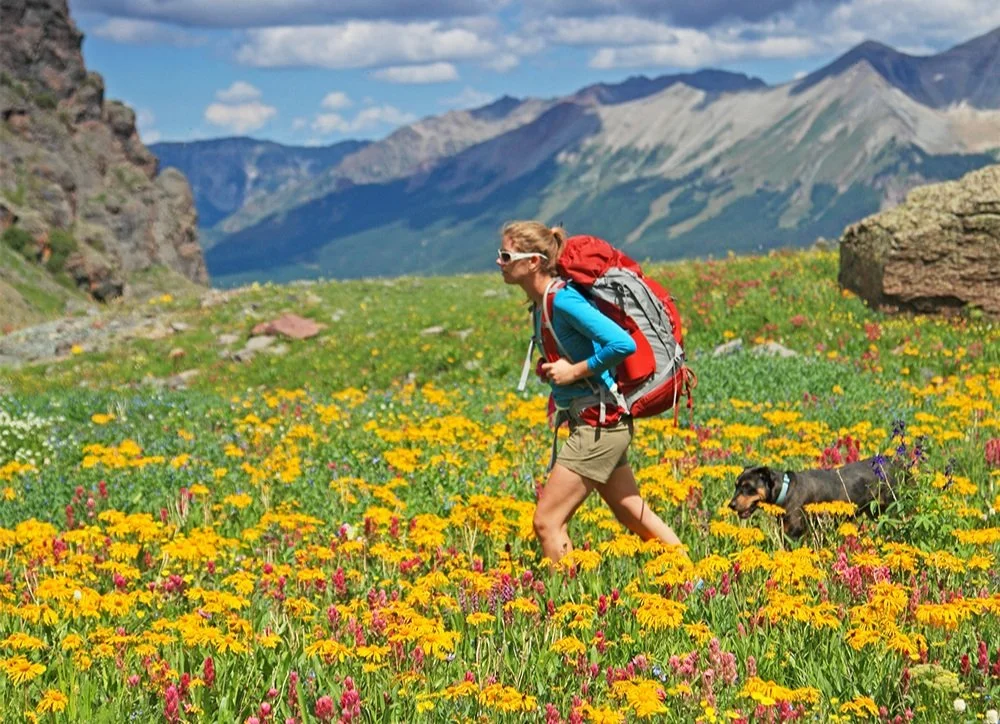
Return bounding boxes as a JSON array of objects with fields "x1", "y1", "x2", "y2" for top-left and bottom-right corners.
[{"x1": 871, "y1": 453, "x2": 888, "y2": 482}]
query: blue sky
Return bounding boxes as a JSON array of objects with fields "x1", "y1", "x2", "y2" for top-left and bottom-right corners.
[{"x1": 68, "y1": 0, "x2": 1000, "y2": 147}]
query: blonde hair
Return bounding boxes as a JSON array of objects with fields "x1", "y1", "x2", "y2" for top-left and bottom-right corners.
[{"x1": 500, "y1": 220, "x2": 566, "y2": 275}]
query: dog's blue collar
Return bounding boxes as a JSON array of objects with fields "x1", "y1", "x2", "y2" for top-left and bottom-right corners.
[{"x1": 775, "y1": 473, "x2": 791, "y2": 506}]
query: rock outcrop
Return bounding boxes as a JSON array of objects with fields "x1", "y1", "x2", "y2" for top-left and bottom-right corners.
[
  {"x1": 838, "y1": 165, "x2": 1000, "y2": 316},
  {"x1": 0, "y1": 0, "x2": 208, "y2": 302}
]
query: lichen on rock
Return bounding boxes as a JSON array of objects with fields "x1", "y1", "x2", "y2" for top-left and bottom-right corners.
[{"x1": 838, "y1": 165, "x2": 1000, "y2": 316}]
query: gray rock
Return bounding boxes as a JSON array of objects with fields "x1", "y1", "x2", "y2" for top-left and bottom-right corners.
[
  {"x1": 244, "y1": 335, "x2": 276, "y2": 352},
  {"x1": 168, "y1": 369, "x2": 200, "y2": 389},
  {"x1": 201, "y1": 289, "x2": 241, "y2": 308},
  {"x1": 217, "y1": 333, "x2": 240, "y2": 346},
  {"x1": 0, "y1": 355, "x2": 23, "y2": 370},
  {"x1": 138, "y1": 325, "x2": 173, "y2": 341},
  {"x1": 713, "y1": 338, "x2": 744, "y2": 357},
  {"x1": 420, "y1": 325, "x2": 446, "y2": 335},
  {"x1": 751, "y1": 341, "x2": 798, "y2": 358},
  {"x1": 839, "y1": 165, "x2": 1000, "y2": 316},
  {"x1": 141, "y1": 374, "x2": 167, "y2": 389}
]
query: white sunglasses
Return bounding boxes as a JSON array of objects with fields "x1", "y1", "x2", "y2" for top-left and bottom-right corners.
[{"x1": 497, "y1": 248, "x2": 548, "y2": 264}]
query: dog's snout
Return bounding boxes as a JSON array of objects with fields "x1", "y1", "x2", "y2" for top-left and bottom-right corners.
[{"x1": 727, "y1": 498, "x2": 737, "y2": 510}]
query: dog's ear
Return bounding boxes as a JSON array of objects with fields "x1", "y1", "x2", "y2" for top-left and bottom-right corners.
[
  {"x1": 756, "y1": 466, "x2": 784, "y2": 496},
  {"x1": 736, "y1": 465, "x2": 760, "y2": 487}
]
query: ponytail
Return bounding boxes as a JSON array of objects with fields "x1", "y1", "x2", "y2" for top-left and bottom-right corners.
[
  {"x1": 550, "y1": 226, "x2": 566, "y2": 257},
  {"x1": 500, "y1": 220, "x2": 567, "y2": 275}
]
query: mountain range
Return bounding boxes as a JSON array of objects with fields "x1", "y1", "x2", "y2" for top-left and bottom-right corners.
[{"x1": 152, "y1": 27, "x2": 1000, "y2": 285}]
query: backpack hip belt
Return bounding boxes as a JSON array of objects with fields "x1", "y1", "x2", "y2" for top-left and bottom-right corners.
[{"x1": 546, "y1": 392, "x2": 631, "y2": 472}]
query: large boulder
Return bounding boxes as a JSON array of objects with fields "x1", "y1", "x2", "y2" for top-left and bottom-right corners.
[{"x1": 838, "y1": 165, "x2": 1000, "y2": 316}]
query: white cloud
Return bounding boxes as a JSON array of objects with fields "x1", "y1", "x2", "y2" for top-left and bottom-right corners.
[
  {"x1": 136, "y1": 107, "x2": 156, "y2": 130},
  {"x1": 204, "y1": 100, "x2": 277, "y2": 133},
  {"x1": 523, "y1": 15, "x2": 820, "y2": 68},
  {"x1": 235, "y1": 21, "x2": 495, "y2": 69},
  {"x1": 373, "y1": 62, "x2": 459, "y2": 83},
  {"x1": 527, "y1": 15, "x2": 674, "y2": 46},
  {"x1": 351, "y1": 105, "x2": 417, "y2": 129},
  {"x1": 793, "y1": 69, "x2": 808, "y2": 79},
  {"x1": 132, "y1": 106, "x2": 162, "y2": 143},
  {"x1": 291, "y1": 117, "x2": 309, "y2": 130},
  {"x1": 215, "y1": 81, "x2": 262, "y2": 103},
  {"x1": 312, "y1": 113, "x2": 350, "y2": 134},
  {"x1": 589, "y1": 32, "x2": 818, "y2": 68},
  {"x1": 311, "y1": 104, "x2": 417, "y2": 135},
  {"x1": 503, "y1": 34, "x2": 546, "y2": 56},
  {"x1": 440, "y1": 87, "x2": 495, "y2": 108},
  {"x1": 484, "y1": 53, "x2": 520, "y2": 72},
  {"x1": 90, "y1": 18, "x2": 204, "y2": 46},
  {"x1": 74, "y1": 0, "x2": 508, "y2": 27},
  {"x1": 524, "y1": 0, "x2": 1000, "y2": 71},
  {"x1": 823, "y1": 0, "x2": 1000, "y2": 50},
  {"x1": 534, "y1": 0, "x2": 839, "y2": 29},
  {"x1": 320, "y1": 91, "x2": 353, "y2": 110},
  {"x1": 479, "y1": 34, "x2": 543, "y2": 72}
]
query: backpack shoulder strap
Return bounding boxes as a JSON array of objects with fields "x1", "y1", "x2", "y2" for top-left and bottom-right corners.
[
  {"x1": 540, "y1": 278, "x2": 571, "y2": 363},
  {"x1": 515, "y1": 333, "x2": 536, "y2": 392}
]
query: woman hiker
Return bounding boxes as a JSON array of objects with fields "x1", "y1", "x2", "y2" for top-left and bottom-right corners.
[{"x1": 498, "y1": 220, "x2": 685, "y2": 564}]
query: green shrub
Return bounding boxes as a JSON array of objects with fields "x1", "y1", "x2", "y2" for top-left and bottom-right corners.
[
  {"x1": 46, "y1": 228, "x2": 77, "y2": 272},
  {"x1": 2, "y1": 182, "x2": 27, "y2": 206},
  {"x1": 34, "y1": 90, "x2": 57, "y2": 109},
  {"x1": 1, "y1": 226, "x2": 33, "y2": 255}
]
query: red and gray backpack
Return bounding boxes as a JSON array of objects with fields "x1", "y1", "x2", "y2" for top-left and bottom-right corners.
[{"x1": 517, "y1": 234, "x2": 695, "y2": 424}]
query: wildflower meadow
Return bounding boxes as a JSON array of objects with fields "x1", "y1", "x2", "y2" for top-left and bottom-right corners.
[{"x1": 1, "y1": 250, "x2": 998, "y2": 723}]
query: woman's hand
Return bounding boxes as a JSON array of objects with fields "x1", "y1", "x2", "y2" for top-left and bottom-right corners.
[{"x1": 540, "y1": 358, "x2": 589, "y2": 385}]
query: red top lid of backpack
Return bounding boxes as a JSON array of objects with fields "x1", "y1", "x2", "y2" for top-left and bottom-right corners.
[{"x1": 557, "y1": 235, "x2": 643, "y2": 285}]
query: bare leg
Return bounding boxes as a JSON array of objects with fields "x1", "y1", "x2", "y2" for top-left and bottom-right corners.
[
  {"x1": 533, "y1": 463, "x2": 594, "y2": 564},
  {"x1": 596, "y1": 464, "x2": 684, "y2": 547}
]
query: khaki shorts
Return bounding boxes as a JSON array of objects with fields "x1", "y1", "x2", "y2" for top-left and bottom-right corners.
[{"x1": 555, "y1": 417, "x2": 633, "y2": 484}]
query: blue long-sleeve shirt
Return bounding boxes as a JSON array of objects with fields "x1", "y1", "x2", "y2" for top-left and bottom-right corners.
[{"x1": 533, "y1": 284, "x2": 636, "y2": 409}]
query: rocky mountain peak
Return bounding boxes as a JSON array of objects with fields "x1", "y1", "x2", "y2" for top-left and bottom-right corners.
[
  {"x1": 794, "y1": 25, "x2": 1000, "y2": 108},
  {"x1": 469, "y1": 95, "x2": 523, "y2": 121},
  {"x1": 573, "y1": 69, "x2": 767, "y2": 106},
  {"x1": 0, "y1": 0, "x2": 207, "y2": 315},
  {"x1": 1, "y1": 0, "x2": 85, "y2": 97}
]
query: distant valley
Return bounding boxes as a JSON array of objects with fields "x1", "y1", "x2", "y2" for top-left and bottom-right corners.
[{"x1": 152, "y1": 28, "x2": 1000, "y2": 285}]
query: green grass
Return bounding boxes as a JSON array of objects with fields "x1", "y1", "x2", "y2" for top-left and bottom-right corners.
[
  {"x1": 1, "y1": 247, "x2": 998, "y2": 722},
  {"x1": 7, "y1": 250, "x2": 997, "y2": 395}
]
